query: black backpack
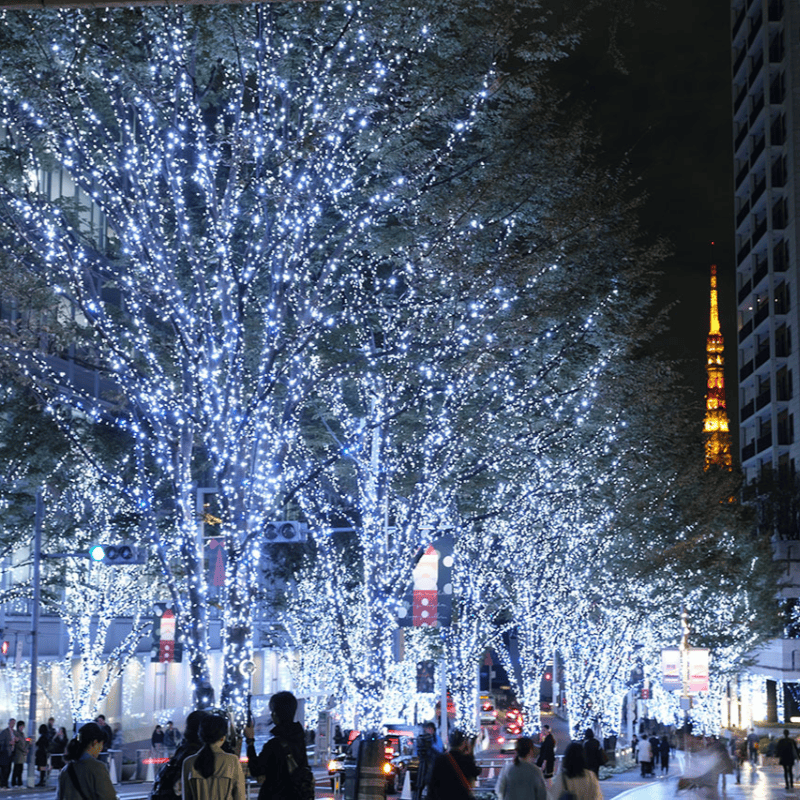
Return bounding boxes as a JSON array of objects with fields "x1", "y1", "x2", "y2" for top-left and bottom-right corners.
[
  {"x1": 151, "y1": 744, "x2": 199, "y2": 800},
  {"x1": 278, "y1": 740, "x2": 315, "y2": 800}
]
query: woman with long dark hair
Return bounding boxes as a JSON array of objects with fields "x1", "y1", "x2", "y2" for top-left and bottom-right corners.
[
  {"x1": 54, "y1": 722, "x2": 116, "y2": 800},
  {"x1": 182, "y1": 714, "x2": 245, "y2": 800},
  {"x1": 151, "y1": 710, "x2": 207, "y2": 800},
  {"x1": 50, "y1": 726, "x2": 68, "y2": 772},
  {"x1": 496, "y1": 737, "x2": 546, "y2": 800},
  {"x1": 35, "y1": 724, "x2": 50, "y2": 787},
  {"x1": 548, "y1": 742, "x2": 602, "y2": 800}
]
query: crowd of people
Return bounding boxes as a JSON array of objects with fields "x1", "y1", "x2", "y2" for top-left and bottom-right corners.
[
  {"x1": 631, "y1": 732, "x2": 673, "y2": 778},
  {"x1": 421, "y1": 724, "x2": 605, "y2": 800},
  {"x1": 16, "y1": 701, "x2": 800, "y2": 800},
  {"x1": 0, "y1": 716, "x2": 69, "y2": 790}
]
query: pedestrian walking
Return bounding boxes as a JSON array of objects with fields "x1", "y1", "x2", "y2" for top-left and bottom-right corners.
[
  {"x1": 535, "y1": 725, "x2": 555, "y2": 780},
  {"x1": 0, "y1": 719, "x2": 16, "y2": 789},
  {"x1": 775, "y1": 729, "x2": 799, "y2": 790},
  {"x1": 35, "y1": 724, "x2": 50, "y2": 787},
  {"x1": 649, "y1": 735, "x2": 660, "y2": 770},
  {"x1": 151, "y1": 711, "x2": 206, "y2": 800},
  {"x1": 496, "y1": 737, "x2": 546, "y2": 800},
  {"x1": 582, "y1": 729, "x2": 604, "y2": 776},
  {"x1": 55, "y1": 722, "x2": 116, "y2": 800},
  {"x1": 746, "y1": 728, "x2": 759, "y2": 765},
  {"x1": 244, "y1": 691, "x2": 312, "y2": 800},
  {"x1": 660, "y1": 736, "x2": 670, "y2": 775},
  {"x1": 427, "y1": 730, "x2": 482, "y2": 800},
  {"x1": 637, "y1": 736, "x2": 653, "y2": 778},
  {"x1": 182, "y1": 715, "x2": 245, "y2": 800},
  {"x1": 630, "y1": 734, "x2": 638, "y2": 763},
  {"x1": 547, "y1": 742, "x2": 602, "y2": 800}
]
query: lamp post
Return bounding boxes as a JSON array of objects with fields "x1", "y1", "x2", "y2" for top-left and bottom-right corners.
[{"x1": 26, "y1": 490, "x2": 43, "y2": 787}]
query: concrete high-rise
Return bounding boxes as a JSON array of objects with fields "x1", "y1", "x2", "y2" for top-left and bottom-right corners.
[
  {"x1": 732, "y1": 0, "x2": 800, "y2": 718},
  {"x1": 733, "y1": 0, "x2": 796, "y2": 486}
]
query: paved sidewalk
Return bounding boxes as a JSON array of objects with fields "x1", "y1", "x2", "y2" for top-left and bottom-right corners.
[{"x1": 607, "y1": 762, "x2": 800, "y2": 799}]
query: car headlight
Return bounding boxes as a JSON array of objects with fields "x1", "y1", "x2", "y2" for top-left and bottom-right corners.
[{"x1": 383, "y1": 763, "x2": 392, "y2": 775}]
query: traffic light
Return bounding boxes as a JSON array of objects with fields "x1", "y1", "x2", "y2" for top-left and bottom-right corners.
[
  {"x1": 263, "y1": 521, "x2": 308, "y2": 543},
  {"x1": 88, "y1": 543, "x2": 147, "y2": 565},
  {"x1": 0, "y1": 640, "x2": 8, "y2": 667}
]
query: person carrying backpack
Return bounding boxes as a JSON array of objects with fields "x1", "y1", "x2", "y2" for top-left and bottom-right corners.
[
  {"x1": 151, "y1": 710, "x2": 207, "y2": 800},
  {"x1": 244, "y1": 691, "x2": 313, "y2": 800}
]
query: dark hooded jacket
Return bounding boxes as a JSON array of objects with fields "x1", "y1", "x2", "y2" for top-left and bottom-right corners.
[{"x1": 247, "y1": 721, "x2": 308, "y2": 800}]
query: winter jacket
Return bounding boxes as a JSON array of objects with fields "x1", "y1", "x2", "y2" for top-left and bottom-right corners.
[
  {"x1": 55, "y1": 752, "x2": 117, "y2": 800},
  {"x1": 246, "y1": 720, "x2": 308, "y2": 800},
  {"x1": 182, "y1": 743, "x2": 246, "y2": 800}
]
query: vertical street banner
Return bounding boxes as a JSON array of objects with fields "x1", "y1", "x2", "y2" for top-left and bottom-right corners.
[
  {"x1": 660, "y1": 647, "x2": 710, "y2": 693},
  {"x1": 688, "y1": 648, "x2": 710, "y2": 693},
  {"x1": 397, "y1": 534, "x2": 454, "y2": 628},
  {"x1": 413, "y1": 546, "x2": 438, "y2": 625},
  {"x1": 151, "y1": 605, "x2": 183, "y2": 663},
  {"x1": 661, "y1": 649, "x2": 682, "y2": 691}
]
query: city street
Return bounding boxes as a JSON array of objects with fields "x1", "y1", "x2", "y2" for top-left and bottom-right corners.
[{"x1": 8, "y1": 760, "x2": 800, "y2": 800}]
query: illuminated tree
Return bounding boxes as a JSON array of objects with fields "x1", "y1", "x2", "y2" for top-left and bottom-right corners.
[
  {"x1": 0, "y1": 2, "x2": 595, "y2": 713},
  {"x1": 0, "y1": 381, "x2": 155, "y2": 721},
  {"x1": 44, "y1": 472, "x2": 153, "y2": 721}
]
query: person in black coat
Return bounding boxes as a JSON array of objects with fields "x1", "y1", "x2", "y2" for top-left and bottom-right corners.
[
  {"x1": 582, "y1": 729, "x2": 603, "y2": 776},
  {"x1": 244, "y1": 691, "x2": 309, "y2": 800},
  {"x1": 535, "y1": 725, "x2": 556, "y2": 779},
  {"x1": 35, "y1": 725, "x2": 49, "y2": 787},
  {"x1": 659, "y1": 736, "x2": 670, "y2": 775},
  {"x1": 775, "y1": 729, "x2": 799, "y2": 790},
  {"x1": 427, "y1": 730, "x2": 481, "y2": 800},
  {"x1": 649, "y1": 736, "x2": 660, "y2": 769}
]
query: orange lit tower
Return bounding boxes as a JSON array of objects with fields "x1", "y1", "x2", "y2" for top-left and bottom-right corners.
[{"x1": 704, "y1": 263, "x2": 732, "y2": 470}]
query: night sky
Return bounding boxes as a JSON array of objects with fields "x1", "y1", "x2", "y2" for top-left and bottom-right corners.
[{"x1": 555, "y1": 0, "x2": 737, "y2": 446}]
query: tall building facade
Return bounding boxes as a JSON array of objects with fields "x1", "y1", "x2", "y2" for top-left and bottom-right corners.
[
  {"x1": 733, "y1": 0, "x2": 797, "y2": 486},
  {"x1": 732, "y1": 0, "x2": 800, "y2": 716}
]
